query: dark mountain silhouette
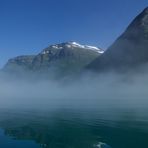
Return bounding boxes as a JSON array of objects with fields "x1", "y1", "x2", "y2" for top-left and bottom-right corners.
[{"x1": 87, "y1": 7, "x2": 148, "y2": 72}]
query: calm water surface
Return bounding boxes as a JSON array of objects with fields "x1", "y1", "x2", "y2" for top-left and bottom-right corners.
[{"x1": 0, "y1": 105, "x2": 148, "y2": 148}]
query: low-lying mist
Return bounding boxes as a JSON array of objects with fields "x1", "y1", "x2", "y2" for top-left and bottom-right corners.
[{"x1": 0, "y1": 70, "x2": 148, "y2": 124}]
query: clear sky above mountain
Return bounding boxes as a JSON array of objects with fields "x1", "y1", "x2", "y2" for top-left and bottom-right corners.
[{"x1": 0, "y1": 0, "x2": 147, "y2": 67}]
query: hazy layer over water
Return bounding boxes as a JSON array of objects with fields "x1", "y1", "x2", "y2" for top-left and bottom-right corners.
[{"x1": 0, "y1": 72, "x2": 148, "y2": 147}]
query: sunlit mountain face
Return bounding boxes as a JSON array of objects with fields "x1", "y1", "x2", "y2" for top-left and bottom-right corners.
[{"x1": 3, "y1": 42, "x2": 103, "y2": 78}]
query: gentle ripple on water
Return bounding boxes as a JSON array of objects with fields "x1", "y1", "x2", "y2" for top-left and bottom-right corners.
[{"x1": 0, "y1": 107, "x2": 148, "y2": 148}]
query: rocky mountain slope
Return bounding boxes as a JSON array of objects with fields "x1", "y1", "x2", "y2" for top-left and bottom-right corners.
[
  {"x1": 4, "y1": 42, "x2": 103, "y2": 77},
  {"x1": 87, "y1": 7, "x2": 148, "y2": 72}
]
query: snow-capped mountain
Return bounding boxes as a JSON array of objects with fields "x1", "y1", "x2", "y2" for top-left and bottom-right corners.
[
  {"x1": 41, "y1": 42, "x2": 104, "y2": 55},
  {"x1": 4, "y1": 41, "x2": 104, "y2": 78}
]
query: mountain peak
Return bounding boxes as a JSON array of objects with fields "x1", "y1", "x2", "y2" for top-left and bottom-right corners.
[
  {"x1": 42, "y1": 42, "x2": 104, "y2": 54},
  {"x1": 63, "y1": 41, "x2": 84, "y2": 47},
  {"x1": 87, "y1": 7, "x2": 148, "y2": 72},
  {"x1": 140, "y1": 7, "x2": 148, "y2": 25},
  {"x1": 66, "y1": 41, "x2": 79, "y2": 45},
  {"x1": 143, "y1": 7, "x2": 148, "y2": 14},
  {"x1": 120, "y1": 7, "x2": 148, "y2": 41}
]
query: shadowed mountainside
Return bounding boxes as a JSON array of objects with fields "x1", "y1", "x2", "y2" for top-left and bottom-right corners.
[{"x1": 87, "y1": 7, "x2": 148, "y2": 72}]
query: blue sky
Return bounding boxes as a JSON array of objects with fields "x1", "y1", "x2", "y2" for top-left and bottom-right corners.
[{"x1": 0, "y1": 0, "x2": 148, "y2": 67}]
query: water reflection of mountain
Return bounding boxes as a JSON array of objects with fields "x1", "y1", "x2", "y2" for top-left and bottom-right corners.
[{"x1": 0, "y1": 109, "x2": 148, "y2": 148}]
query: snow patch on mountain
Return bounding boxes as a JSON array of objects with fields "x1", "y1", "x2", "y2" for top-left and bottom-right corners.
[{"x1": 41, "y1": 42, "x2": 104, "y2": 54}]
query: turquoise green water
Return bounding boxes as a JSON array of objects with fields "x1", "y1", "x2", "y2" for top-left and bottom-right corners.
[{"x1": 0, "y1": 108, "x2": 148, "y2": 148}]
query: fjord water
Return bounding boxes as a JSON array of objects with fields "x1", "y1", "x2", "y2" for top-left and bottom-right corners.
[
  {"x1": 1, "y1": 73, "x2": 148, "y2": 148},
  {"x1": 0, "y1": 104, "x2": 148, "y2": 148}
]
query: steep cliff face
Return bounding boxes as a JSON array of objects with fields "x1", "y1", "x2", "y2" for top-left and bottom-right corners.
[{"x1": 87, "y1": 7, "x2": 148, "y2": 72}]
